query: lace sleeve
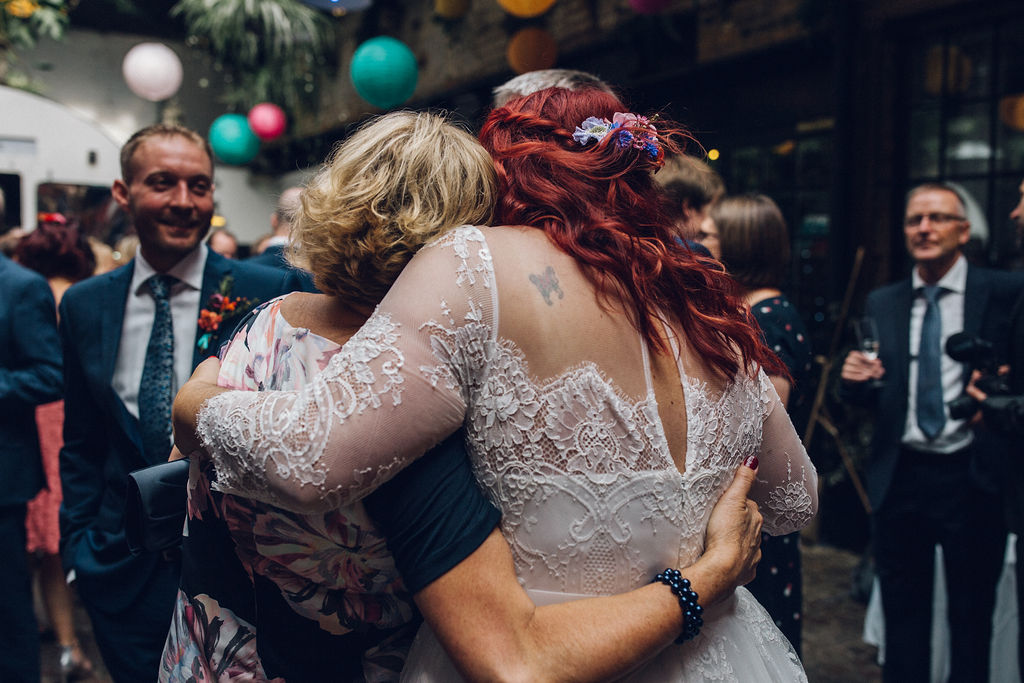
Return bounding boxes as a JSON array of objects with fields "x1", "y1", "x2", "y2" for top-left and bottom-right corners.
[
  {"x1": 750, "y1": 371, "x2": 819, "y2": 535},
  {"x1": 196, "y1": 226, "x2": 495, "y2": 512}
]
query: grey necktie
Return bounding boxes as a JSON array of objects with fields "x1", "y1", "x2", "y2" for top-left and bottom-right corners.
[
  {"x1": 139, "y1": 274, "x2": 176, "y2": 462},
  {"x1": 917, "y1": 284, "x2": 946, "y2": 439}
]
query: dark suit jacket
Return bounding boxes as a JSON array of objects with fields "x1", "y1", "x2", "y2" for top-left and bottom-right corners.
[
  {"x1": 0, "y1": 255, "x2": 63, "y2": 506},
  {"x1": 247, "y1": 243, "x2": 318, "y2": 291},
  {"x1": 1010, "y1": 289, "x2": 1024, "y2": 395},
  {"x1": 842, "y1": 264, "x2": 1024, "y2": 511},
  {"x1": 246, "y1": 243, "x2": 288, "y2": 269},
  {"x1": 58, "y1": 248, "x2": 303, "y2": 612}
]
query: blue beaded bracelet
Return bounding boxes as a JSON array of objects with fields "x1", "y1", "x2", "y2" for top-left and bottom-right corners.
[{"x1": 652, "y1": 568, "x2": 704, "y2": 643}]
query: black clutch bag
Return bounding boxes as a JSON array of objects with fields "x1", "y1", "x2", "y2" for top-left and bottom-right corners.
[{"x1": 124, "y1": 458, "x2": 190, "y2": 555}]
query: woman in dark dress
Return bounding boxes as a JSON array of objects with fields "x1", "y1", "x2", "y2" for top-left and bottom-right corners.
[{"x1": 700, "y1": 193, "x2": 814, "y2": 656}]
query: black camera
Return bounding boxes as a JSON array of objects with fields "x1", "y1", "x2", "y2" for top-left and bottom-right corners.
[{"x1": 946, "y1": 333, "x2": 1011, "y2": 421}]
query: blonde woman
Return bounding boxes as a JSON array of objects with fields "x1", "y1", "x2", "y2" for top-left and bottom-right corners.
[{"x1": 160, "y1": 112, "x2": 502, "y2": 681}]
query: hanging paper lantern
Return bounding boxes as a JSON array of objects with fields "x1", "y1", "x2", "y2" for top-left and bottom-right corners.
[
  {"x1": 350, "y1": 36, "x2": 418, "y2": 109},
  {"x1": 999, "y1": 94, "x2": 1024, "y2": 132},
  {"x1": 5, "y1": 0, "x2": 39, "y2": 18},
  {"x1": 435, "y1": 0, "x2": 470, "y2": 19},
  {"x1": 122, "y1": 43, "x2": 184, "y2": 102},
  {"x1": 507, "y1": 27, "x2": 557, "y2": 75},
  {"x1": 629, "y1": 0, "x2": 670, "y2": 13},
  {"x1": 497, "y1": 0, "x2": 555, "y2": 18},
  {"x1": 247, "y1": 103, "x2": 288, "y2": 141},
  {"x1": 209, "y1": 114, "x2": 260, "y2": 165}
]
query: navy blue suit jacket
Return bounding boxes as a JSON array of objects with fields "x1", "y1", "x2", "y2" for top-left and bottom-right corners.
[
  {"x1": 843, "y1": 264, "x2": 1024, "y2": 511},
  {"x1": 0, "y1": 255, "x2": 63, "y2": 506},
  {"x1": 246, "y1": 243, "x2": 288, "y2": 269},
  {"x1": 246, "y1": 243, "x2": 318, "y2": 291},
  {"x1": 58, "y1": 248, "x2": 304, "y2": 611}
]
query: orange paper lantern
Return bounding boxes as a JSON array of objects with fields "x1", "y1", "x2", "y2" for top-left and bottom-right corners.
[
  {"x1": 999, "y1": 94, "x2": 1024, "y2": 132},
  {"x1": 497, "y1": 0, "x2": 555, "y2": 18},
  {"x1": 506, "y1": 27, "x2": 557, "y2": 74}
]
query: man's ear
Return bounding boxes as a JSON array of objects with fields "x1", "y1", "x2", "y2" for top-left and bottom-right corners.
[
  {"x1": 958, "y1": 220, "x2": 972, "y2": 245},
  {"x1": 111, "y1": 179, "x2": 131, "y2": 213}
]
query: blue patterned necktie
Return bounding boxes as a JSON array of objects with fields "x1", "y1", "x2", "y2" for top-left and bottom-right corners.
[
  {"x1": 917, "y1": 284, "x2": 946, "y2": 439},
  {"x1": 139, "y1": 274, "x2": 176, "y2": 462}
]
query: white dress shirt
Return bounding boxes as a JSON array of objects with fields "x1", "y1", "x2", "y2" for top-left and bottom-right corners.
[
  {"x1": 112, "y1": 245, "x2": 208, "y2": 419},
  {"x1": 901, "y1": 254, "x2": 973, "y2": 453}
]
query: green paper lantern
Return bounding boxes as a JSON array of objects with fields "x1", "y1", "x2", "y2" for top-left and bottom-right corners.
[
  {"x1": 350, "y1": 36, "x2": 418, "y2": 109},
  {"x1": 209, "y1": 114, "x2": 260, "y2": 165}
]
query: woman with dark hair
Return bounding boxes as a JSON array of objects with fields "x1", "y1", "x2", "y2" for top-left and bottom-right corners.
[
  {"x1": 15, "y1": 218, "x2": 96, "y2": 681},
  {"x1": 175, "y1": 88, "x2": 817, "y2": 681},
  {"x1": 702, "y1": 194, "x2": 814, "y2": 656}
]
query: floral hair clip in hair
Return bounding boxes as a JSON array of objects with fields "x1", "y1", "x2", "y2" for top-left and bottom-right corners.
[
  {"x1": 573, "y1": 117, "x2": 614, "y2": 146},
  {"x1": 572, "y1": 112, "x2": 660, "y2": 160}
]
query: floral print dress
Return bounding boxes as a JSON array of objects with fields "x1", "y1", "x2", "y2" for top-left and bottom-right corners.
[{"x1": 160, "y1": 296, "x2": 416, "y2": 682}]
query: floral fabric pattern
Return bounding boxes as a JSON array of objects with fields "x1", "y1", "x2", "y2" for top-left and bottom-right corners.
[{"x1": 162, "y1": 296, "x2": 414, "y2": 682}]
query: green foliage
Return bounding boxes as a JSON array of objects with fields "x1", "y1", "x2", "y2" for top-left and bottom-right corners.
[
  {"x1": 171, "y1": 0, "x2": 336, "y2": 119},
  {"x1": 0, "y1": 0, "x2": 70, "y2": 88}
]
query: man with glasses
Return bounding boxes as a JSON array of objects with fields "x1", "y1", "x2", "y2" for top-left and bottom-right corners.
[{"x1": 841, "y1": 182, "x2": 1021, "y2": 682}]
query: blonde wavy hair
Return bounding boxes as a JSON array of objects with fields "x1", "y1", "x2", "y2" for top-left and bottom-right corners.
[{"x1": 289, "y1": 111, "x2": 496, "y2": 306}]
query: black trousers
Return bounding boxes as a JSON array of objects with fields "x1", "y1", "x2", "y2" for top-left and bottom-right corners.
[
  {"x1": 0, "y1": 504, "x2": 40, "y2": 683},
  {"x1": 874, "y1": 448, "x2": 1006, "y2": 683}
]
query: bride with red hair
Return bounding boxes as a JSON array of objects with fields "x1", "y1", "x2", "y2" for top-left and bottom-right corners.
[{"x1": 176, "y1": 86, "x2": 816, "y2": 681}]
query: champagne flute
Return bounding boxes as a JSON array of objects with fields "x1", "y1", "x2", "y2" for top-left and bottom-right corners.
[{"x1": 854, "y1": 316, "x2": 884, "y2": 387}]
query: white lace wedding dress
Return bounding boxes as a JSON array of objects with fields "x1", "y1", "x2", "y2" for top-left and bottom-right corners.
[{"x1": 197, "y1": 225, "x2": 817, "y2": 682}]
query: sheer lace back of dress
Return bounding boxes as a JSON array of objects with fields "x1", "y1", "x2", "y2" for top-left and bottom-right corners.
[{"x1": 199, "y1": 225, "x2": 816, "y2": 597}]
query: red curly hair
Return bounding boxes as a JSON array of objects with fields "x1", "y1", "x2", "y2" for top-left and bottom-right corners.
[{"x1": 479, "y1": 87, "x2": 785, "y2": 380}]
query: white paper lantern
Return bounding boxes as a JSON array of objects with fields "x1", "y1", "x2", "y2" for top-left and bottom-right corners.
[{"x1": 122, "y1": 43, "x2": 184, "y2": 102}]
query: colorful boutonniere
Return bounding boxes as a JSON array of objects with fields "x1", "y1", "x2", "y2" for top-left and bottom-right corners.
[{"x1": 196, "y1": 275, "x2": 257, "y2": 355}]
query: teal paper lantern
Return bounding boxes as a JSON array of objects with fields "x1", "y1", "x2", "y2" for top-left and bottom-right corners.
[
  {"x1": 209, "y1": 114, "x2": 260, "y2": 165},
  {"x1": 350, "y1": 36, "x2": 418, "y2": 109}
]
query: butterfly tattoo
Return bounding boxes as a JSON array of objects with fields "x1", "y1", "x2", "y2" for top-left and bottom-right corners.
[{"x1": 529, "y1": 266, "x2": 564, "y2": 306}]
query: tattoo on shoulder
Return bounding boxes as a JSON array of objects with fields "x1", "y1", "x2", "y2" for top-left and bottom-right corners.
[{"x1": 529, "y1": 266, "x2": 564, "y2": 306}]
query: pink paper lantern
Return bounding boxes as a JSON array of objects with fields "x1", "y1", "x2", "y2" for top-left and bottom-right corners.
[
  {"x1": 629, "y1": 0, "x2": 670, "y2": 13},
  {"x1": 247, "y1": 103, "x2": 287, "y2": 141}
]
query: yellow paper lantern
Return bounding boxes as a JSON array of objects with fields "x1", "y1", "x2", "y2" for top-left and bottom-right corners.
[
  {"x1": 435, "y1": 0, "x2": 470, "y2": 19},
  {"x1": 507, "y1": 27, "x2": 557, "y2": 75},
  {"x1": 497, "y1": 0, "x2": 555, "y2": 19},
  {"x1": 999, "y1": 94, "x2": 1024, "y2": 132},
  {"x1": 5, "y1": 0, "x2": 40, "y2": 18}
]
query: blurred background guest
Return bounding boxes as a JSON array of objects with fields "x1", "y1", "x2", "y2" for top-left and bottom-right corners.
[
  {"x1": 14, "y1": 217, "x2": 97, "y2": 681},
  {"x1": 0, "y1": 222, "x2": 64, "y2": 683},
  {"x1": 701, "y1": 193, "x2": 813, "y2": 655},
  {"x1": 656, "y1": 154, "x2": 725, "y2": 244},
  {"x1": 247, "y1": 187, "x2": 301, "y2": 269},
  {"x1": 207, "y1": 227, "x2": 238, "y2": 259}
]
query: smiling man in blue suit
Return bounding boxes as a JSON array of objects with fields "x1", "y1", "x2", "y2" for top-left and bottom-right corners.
[{"x1": 59, "y1": 124, "x2": 305, "y2": 681}]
